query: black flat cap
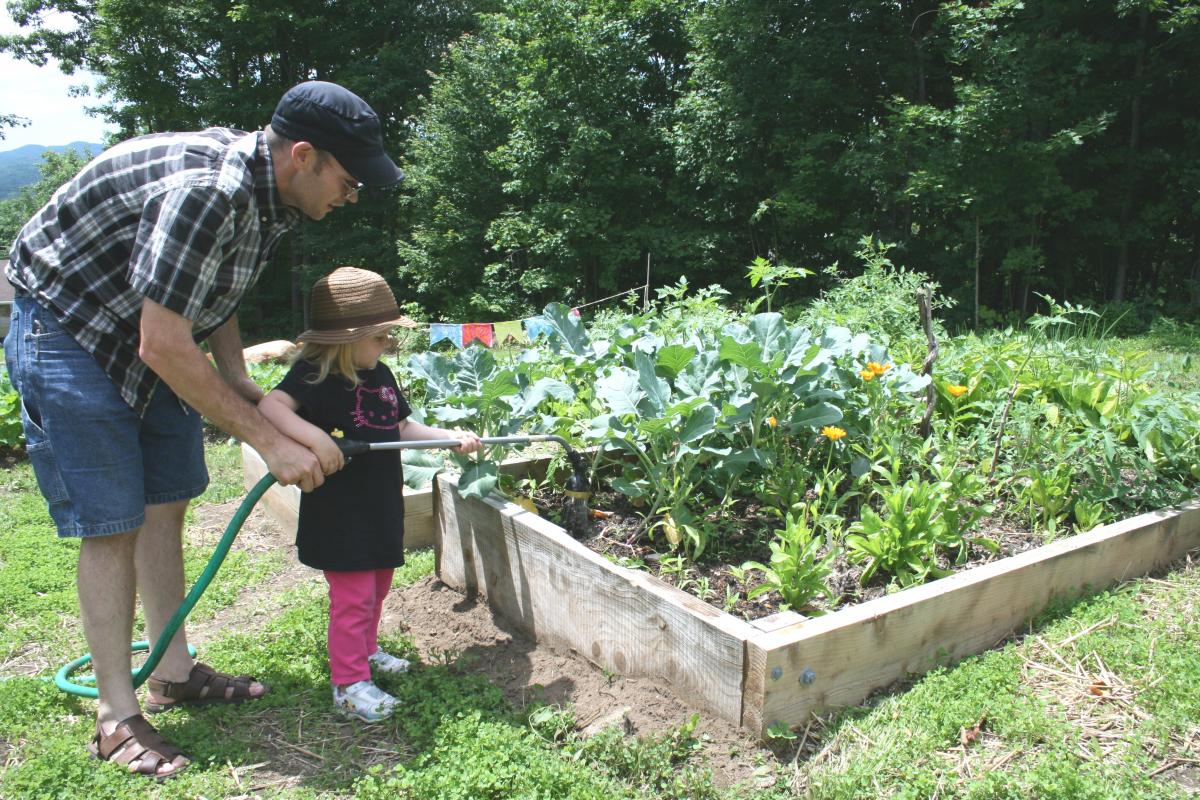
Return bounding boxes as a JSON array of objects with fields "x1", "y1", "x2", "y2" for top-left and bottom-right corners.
[{"x1": 272, "y1": 81, "x2": 404, "y2": 188}]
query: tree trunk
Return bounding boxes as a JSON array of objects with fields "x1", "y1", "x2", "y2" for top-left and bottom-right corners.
[
  {"x1": 1190, "y1": 229, "x2": 1200, "y2": 308},
  {"x1": 1113, "y1": 8, "x2": 1149, "y2": 304},
  {"x1": 973, "y1": 213, "x2": 981, "y2": 329}
]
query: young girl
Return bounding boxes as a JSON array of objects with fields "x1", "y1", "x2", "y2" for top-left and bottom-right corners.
[{"x1": 259, "y1": 266, "x2": 481, "y2": 722}]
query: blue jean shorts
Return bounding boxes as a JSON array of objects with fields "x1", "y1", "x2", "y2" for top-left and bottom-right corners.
[{"x1": 3, "y1": 296, "x2": 208, "y2": 537}]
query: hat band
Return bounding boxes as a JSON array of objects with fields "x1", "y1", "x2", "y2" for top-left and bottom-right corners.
[{"x1": 310, "y1": 309, "x2": 401, "y2": 330}]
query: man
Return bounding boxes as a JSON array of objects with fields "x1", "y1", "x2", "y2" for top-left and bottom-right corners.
[{"x1": 3, "y1": 80, "x2": 403, "y2": 779}]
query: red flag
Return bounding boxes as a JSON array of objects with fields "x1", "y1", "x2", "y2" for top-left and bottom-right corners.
[{"x1": 462, "y1": 323, "x2": 495, "y2": 347}]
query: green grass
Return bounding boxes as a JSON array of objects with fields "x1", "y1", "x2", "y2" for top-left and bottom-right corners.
[{"x1": 2, "y1": 434, "x2": 1199, "y2": 797}]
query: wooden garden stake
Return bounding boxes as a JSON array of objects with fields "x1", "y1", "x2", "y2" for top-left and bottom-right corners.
[{"x1": 916, "y1": 286, "x2": 938, "y2": 439}]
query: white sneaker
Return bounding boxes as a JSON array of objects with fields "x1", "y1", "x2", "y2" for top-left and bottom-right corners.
[
  {"x1": 333, "y1": 680, "x2": 397, "y2": 723},
  {"x1": 368, "y1": 648, "x2": 411, "y2": 676}
]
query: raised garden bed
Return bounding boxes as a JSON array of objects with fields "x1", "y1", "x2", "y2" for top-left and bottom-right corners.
[{"x1": 243, "y1": 445, "x2": 1200, "y2": 736}]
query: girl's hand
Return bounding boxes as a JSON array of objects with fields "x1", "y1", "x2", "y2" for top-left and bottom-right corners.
[
  {"x1": 315, "y1": 434, "x2": 347, "y2": 476},
  {"x1": 448, "y1": 430, "x2": 483, "y2": 454}
]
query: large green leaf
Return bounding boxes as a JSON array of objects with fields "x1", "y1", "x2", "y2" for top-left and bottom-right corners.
[
  {"x1": 596, "y1": 367, "x2": 645, "y2": 417},
  {"x1": 457, "y1": 460, "x2": 499, "y2": 500},
  {"x1": 511, "y1": 377, "x2": 575, "y2": 417},
  {"x1": 478, "y1": 368, "x2": 521, "y2": 411},
  {"x1": 455, "y1": 347, "x2": 498, "y2": 395},
  {"x1": 656, "y1": 344, "x2": 697, "y2": 378},
  {"x1": 748, "y1": 313, "x2": 788, "y2": 362},
  {"x1": 790, "y1": 401, "x2": 843, "y2": 430},
  {"x1": 401, "y1": 450, "x2": 445, "y2": 489},
  {"x1": 718, "y1": 336, "x2": 765, "y2": 370},
  {"x1": 540, "y1": 303, "x2": 593, "y2": 357},
  {"x1": 679, "y1": 404, "x2": 718, "y2": 443},
  {"x1": 406, "y1": 352, "x2": 455, "y2": 402},
  {"x1": 634, "y1": 351, "x2": 670, "y2": 416}
]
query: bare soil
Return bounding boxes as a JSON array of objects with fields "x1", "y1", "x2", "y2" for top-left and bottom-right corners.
[
  {"x1": 189, "y1": 495, "x2": 771, "y2": 788},
  {"x1": 533, "y1": 487, "x2": 1047, "y2": 621}
]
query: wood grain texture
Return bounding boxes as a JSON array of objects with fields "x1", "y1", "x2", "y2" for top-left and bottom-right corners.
[
  {"x1": 434, "y1": 471, "x2": 756, "y2": 724},
  {"x1": 742, "y1": 501, "x2": 1200, "y2": 735}
]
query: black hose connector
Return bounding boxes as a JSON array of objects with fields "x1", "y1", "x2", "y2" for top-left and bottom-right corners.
[
  {"x1": 334, "y1": 437, "x2": 371, "y2": 457},
  {"x1": 563, "y1": 448, "x2": 591, "y2": 499}
]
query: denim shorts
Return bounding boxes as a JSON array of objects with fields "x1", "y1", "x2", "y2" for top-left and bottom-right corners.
[{"x1": 3, "y1": 296, "x2": 208, "y2": 537}]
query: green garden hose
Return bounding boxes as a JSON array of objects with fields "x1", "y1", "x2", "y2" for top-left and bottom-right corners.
[
  {"x1": 54, "y1": 473, "x2": 277, "y2": 698},
  {"x1": 53, "y1": 434, "x2": 590, "y2": 698}
]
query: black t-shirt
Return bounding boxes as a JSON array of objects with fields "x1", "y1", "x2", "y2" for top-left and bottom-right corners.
[{"x1": 275, "y1": 360, "x2": 412, "y2": 571}]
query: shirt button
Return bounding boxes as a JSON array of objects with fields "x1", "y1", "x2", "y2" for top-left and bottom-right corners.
[{"x1": 260, "y1": 215, "x2": 268, "y2": 223}]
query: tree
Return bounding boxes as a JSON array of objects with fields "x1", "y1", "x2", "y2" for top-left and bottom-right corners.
[
  {"x1": 0, "y1": 148, "x2": 92, "y2": 251},
  {"x1": 399, "y1": 0, "x2": 693, "y2": 318},
  {"x1": 1, "y1": 0, "x2": 484, "y2": 337}
]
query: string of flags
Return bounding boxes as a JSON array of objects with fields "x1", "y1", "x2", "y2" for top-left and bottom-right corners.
[
  {"x1": 425, "y1": 310, "x2": 580, "y2": 349},
  {"x1": 415, "y1": 282, "x2": 648, "y2": 349}
]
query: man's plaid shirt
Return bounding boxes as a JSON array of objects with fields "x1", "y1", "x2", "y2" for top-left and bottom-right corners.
[{"x1": 6, "y1": 128, "x2": 300, "y2": 414}]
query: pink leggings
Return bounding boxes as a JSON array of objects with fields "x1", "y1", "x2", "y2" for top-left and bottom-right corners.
[{"x1": 323, "y1": 568, "x2": 395, "y2": 686}]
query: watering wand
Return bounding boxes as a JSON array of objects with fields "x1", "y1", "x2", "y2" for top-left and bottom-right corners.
[
  {"x1": 54, "y1": 433, "x2": 590, "y2": 698},
  {"x1": 333, "y1": 433, "x2": 592, "y2": 535}
]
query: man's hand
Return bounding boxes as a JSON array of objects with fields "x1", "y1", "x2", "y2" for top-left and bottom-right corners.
[
  {"x1": 261, "y1": 435, "x2": 326, "y2": 493},
  {"x1": 139, "y1": 298, "x2": 322, "y2": 490}
]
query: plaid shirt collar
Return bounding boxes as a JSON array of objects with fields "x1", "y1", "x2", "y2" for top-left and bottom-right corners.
[{"x1": 252, "y1": 131, "x2": 301, "y2": 229}]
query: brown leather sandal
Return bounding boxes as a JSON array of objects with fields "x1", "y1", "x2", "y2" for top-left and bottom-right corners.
[
  {"x1": 144, "y1": 661, "x2": 268, "y2": 714},
  {"x1": 87, "y1": 713, "x2": 189, "y2": 781}
]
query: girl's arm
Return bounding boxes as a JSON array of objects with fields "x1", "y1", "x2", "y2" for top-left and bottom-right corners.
[
  {"x1": 258, "y1": 389, "x2": 346, "y2": 475},
  {"x1": 397, "y1": 418, "x2": 483, "y2": 454}
]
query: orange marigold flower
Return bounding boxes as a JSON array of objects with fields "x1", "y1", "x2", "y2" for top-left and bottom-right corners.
[
  {"x1": 821, "y1": 425, "x2": 847, "y2": 441},
  {"x1": 947, "y1": 384, "x2": 968, "y2": 398},
  {"x1": 860, "y1": 369, "x2": 875, "y2": 381},
  {"x1": 766, "y1": 415, "x2": 778, "y2": 428},
  {"x1": 866, "y1": 361, "x2": 884, "y2": 375}
]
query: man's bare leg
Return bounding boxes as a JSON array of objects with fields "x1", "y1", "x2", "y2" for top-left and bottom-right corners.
[
  {"x1": 78, "y1": 531, "x2": 140, "y2": 726},
  {"x1": 137, "y1": 499, "x2": 267, "y2": 704},
  {"x1": 79, "y1": 529, "x2": 187, "y2": 777}
]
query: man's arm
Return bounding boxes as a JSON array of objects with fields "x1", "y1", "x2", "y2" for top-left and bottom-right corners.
[
  {"x1": 207, "y1": 313, "x2": 263, "y2": 405},
  {"x1": 138, "y1": 297, "x2": 325, "y2": 491}
]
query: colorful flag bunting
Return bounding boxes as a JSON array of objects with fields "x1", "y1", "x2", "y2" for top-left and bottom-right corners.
[
  {"x1": 429, "y1": 323, "x2": 463, "y2": 348},
  {"x1": 493, "y1": 320, "x2": 528, "y2": 345},
  {"x1": 462, "y1": 323, "x2": 495, "y2": 347},
  {"x1": 524, "y1": 317, "x2": 555, "y2": 340}
]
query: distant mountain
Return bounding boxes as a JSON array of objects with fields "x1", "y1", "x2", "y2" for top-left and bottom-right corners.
[{"x1": 0, "y1": 141, "x2": 102, "y2": 200}]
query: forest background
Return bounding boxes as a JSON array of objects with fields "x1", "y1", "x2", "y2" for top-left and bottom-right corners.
[{"x1": 1, "y1": 0, "x2": 1198, "y2": 341}]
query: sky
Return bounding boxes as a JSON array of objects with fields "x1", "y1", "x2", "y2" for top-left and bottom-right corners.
[{"x1": 0, "y1": 12, "x2": 111, "y2": 151}]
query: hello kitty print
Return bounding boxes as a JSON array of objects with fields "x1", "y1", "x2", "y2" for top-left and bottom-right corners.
[{"x1": 351, "y1": 384, "x2": 401, "y2": 430}]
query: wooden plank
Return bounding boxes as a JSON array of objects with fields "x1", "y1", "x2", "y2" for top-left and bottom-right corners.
[
  {"x1": 434, "y1": 472, "x2": 756, "y2": 725},
  {"x1": 240, "y1": 443, "x2": 435, "y2": 549},
  {"x1": 742, "y1": 501, "x2": 1200, "y2": 735}
]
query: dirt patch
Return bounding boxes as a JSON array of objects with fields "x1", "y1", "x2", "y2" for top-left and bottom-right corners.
[
  {"x1": 536, "y1": 488, "x2": 1047, "y2": 621},
  {"x1": 382, "y1": 575, "x2": 772, "y2": 787},
  {"x1": 186, "y1": 497, "x2": 771, "y2": 788},
  {"x1": 182, "y1": 498, "x2": 321, "y2": 644}
]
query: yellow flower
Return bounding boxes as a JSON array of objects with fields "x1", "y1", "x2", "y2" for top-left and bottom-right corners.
[
  {"x1": 860, "y1": 369, "x2": 875, "y2": 381},
  {"x1": 821, "y1": 425, "x2": 847, "y2": 441},
  {"x1": 766, "y1": 415, "x2": 778, "y2": 428},
  {"x1": 947, "y1": 384, "x2": 968, "y2": 398},
  {"x1": 874, "y1": 362, "x2": 893, "y2": 375}
]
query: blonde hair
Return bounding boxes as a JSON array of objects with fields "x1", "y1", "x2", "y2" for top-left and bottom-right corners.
[{"x1": 294, "y1": 341, "x2": 364, "y2": 386}]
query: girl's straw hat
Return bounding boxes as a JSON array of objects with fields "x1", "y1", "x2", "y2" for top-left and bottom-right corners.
[{"x1": 297, "y1": 266, "x2": 416, "y2": 344}]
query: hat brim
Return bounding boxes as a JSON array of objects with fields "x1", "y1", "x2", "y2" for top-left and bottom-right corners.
[
  {"x1": 337, "y1": 151, "x2": 405, "y2": 188},
  {"x1": 297, "y1": 315, "x2": 417, "y2": 344}
]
